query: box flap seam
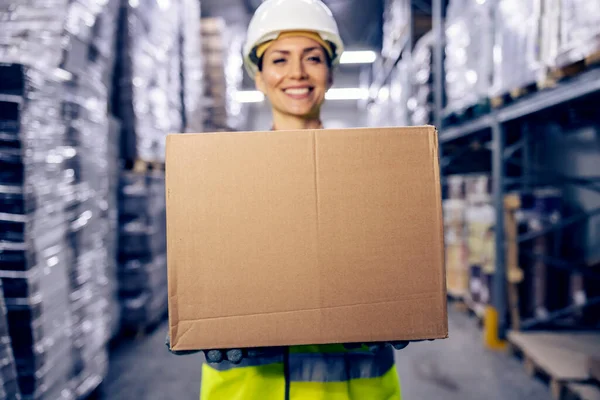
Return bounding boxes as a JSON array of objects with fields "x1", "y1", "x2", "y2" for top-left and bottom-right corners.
[
  {"x1": 312, "y1": 130, "x2": 322, "y2": 312},
  {"x1": 176, "y1": 293, "x2": 441, "y2": 322}
]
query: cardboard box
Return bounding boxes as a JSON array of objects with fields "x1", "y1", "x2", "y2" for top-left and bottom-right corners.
[{"x1": 166, "y1": 126, "x2": 448, "y2": 351}]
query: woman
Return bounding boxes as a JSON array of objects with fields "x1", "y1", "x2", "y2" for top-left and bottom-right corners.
[{"x1": 169, "y1": 1, "x2": 405, "y2": 398}]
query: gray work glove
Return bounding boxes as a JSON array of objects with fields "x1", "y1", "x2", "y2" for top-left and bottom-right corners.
[
  {"x1": 165, "y1": 332, "x2": 283, "y2": 363},
  {"x1": 342, "y1": 341, "x2": 411, "y2": 352},
  {"x1": 166, "y1": 333, "x2": 424, "y2": 363}
]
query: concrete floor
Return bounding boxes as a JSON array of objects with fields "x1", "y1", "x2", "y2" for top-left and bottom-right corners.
[{"x1": 103, "y1": 308, "x2": 552, "y2": 399}]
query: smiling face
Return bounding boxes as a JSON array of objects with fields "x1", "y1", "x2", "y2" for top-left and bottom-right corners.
[{"x1": 255, "y1": 36, "x2": 333, "y2": 120}]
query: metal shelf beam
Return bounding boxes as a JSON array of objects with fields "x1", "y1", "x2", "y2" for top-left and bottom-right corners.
[
  {"x1": 440, "y1": 68, "x2": 600, "y2": 143},
  {"x1": 439, "y1": 115, "x2": 492, "y2": 143},
  {"x1": 497, "y1": 68, "x2": 600, "y2": 122}
]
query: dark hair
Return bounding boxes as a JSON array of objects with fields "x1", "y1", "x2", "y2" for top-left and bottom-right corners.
[{"x1": 256, "y1": 45, "x2": 334, "y2": 72}]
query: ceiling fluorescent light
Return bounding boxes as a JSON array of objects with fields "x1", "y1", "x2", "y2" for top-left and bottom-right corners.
[
  {"x1": 340, "y1": 51, "x2": 377, "y2": 64},
  {"x1": 325, "y1": 88, "x2": 369, "y2": 101},
  {"x1": 235, "y1": 90, "x2": 265, "y2": 103}
]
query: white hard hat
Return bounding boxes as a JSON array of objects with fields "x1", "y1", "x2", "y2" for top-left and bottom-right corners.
[{"x1": 243, "y1": 0, "x2": 345, "y2": 78}]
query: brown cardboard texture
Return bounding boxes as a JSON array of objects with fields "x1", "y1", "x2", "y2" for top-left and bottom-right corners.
[{"x1": 166, "y1": 126, "x2": 447, "y2": 351}]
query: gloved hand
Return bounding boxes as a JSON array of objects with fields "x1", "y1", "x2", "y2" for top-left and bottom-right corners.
[
  {"x1": 203, "y1": 347, "x2": 287, "y2": 364},
  {"x1": 166, "y1": 333, "x2": 430, "y2": 363},
  {"x1": 165, "y1": 332, "x2": 285, "y2": 363},
  {"x1": 342, "y1": 341, "x2": 411, "y2": 352}
]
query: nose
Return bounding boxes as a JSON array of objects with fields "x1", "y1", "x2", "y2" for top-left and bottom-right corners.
[{"x1": 288, "y1": 57, "x2": 307, "y2": 80}]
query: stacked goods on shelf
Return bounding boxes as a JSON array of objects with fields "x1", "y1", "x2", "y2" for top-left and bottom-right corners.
[
  {"x1": 0, "y1": 63, "x2": 76, "y2": 400},
  {"x1": 443, "y1": 176, "x2": 468, "y2": 298},
  {"x1": 180, "y1": 0, "x2": 204, "y2": 132},
  {"x1": 444, "y1": 0, "x2": 494, "y2": 114},
  {"x1": 550, "y1": 0, "x2": 600, "y2": 69},
  {"x1": 490, "y1": 0, "x2": 541, "y2": 98},
  {"x1": 487, "y1": 0, "x2": 598, "y2": 97},
  {"x1": 0, "y1": 281, "x2": 21, "y2": 399},
  {"x1": 408, "y1": 32, "x2": 434, "y2": 125},
  {"x1": 464, "y1": 175, "x2": 495, "y2": 319},
  {"x1": 382, "y1": 0, "x2": 410, "y2": 60},
  {"x1": 367, "y1": 62, "x2": 411, "y2": 127},
  {"x1": 390, "y1": 60, "x2": 411, "y2": 126},
  {"x1": 366, "y1": 82, "x2": 394, "y2": 127},
  {"x1": 516, "y1": 189, "x2": 565, "y2": 323},
  {"x1": 118, "y1": 172, "x2": 168, "y2": 331},
  {"x1": 1, "y1": 0, "x2": 120, "y2": 397},
  {"x1": 200, "y1": 18, "x2": 245, "y2": 131},
  {"x1": 117, "y1": 0, "x2": 183, "y2": 163}
]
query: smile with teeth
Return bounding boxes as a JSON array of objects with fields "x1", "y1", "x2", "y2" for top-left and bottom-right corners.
[{"x1": 284, "y1": 87, "x2": 312, "y2": 95}]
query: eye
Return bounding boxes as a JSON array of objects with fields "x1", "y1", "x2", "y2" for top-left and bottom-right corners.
[
  {"x1": 307, "y1": 56, "x2": 323, "y2": 63},
  {"x1": 272, "y1": 58, "x2": 286, "y2": 64}
]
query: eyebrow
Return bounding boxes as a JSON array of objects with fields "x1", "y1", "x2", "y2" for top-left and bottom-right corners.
[{"x1": 270, "y1": 47, "x2": 322, "y2": 55}]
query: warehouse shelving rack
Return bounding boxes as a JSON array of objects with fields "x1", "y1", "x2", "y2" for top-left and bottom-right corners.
[
  {"x1": 432, "y1": 0, "x2": 600, "y2": 340},
  {"x1": 366, "y1": 0, "x2": 433, "y2": 103}
]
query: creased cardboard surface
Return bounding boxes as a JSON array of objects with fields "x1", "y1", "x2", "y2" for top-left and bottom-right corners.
[{"x1": 166, "y1": 126, "x2": 447, "y2": 351}]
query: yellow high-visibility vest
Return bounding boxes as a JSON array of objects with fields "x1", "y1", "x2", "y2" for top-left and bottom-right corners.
[{"x1": 200, "y1": 344, "x2": 402, "y2": 400}]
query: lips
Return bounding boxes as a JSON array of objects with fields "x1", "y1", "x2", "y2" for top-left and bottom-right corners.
[
  {"x1": 282, "y1": 86, "x2": 313, "y2": 99},
  {"x1": 284, "y1": 88, "x2": 311, "y2": 95}
]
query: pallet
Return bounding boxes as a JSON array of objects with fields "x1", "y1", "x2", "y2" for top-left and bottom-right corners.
[
  {"x1": 507, "y1": 331, "x2": 600, "y2": 399},
  {"x1": 79, "y1": 379, "x2": 104, "y2": 400},
  {"x1": 447, "y1": 291, "x2": 469, "y2": 312},
  {"x1": 124, "y1": 159, "x2": 165, "y2": 173},
  {"x1": 563, "y1": 383, "x2": 600, "y2": 400},
  {"x1": 589, "y1": 357, "x2": 600, "y2": 383},
  {"x1": 540, "y1": 50, "x2": 600, "y2": 89},
  {"x1": 443, "y1": 100, "x2": 491, "y2": 126},
  {"x1": 490, "y1": 82, "x2": 539, "y2": 109},
  {"x1": 463, "y1": 296, "x2": 484, "y2": 328}
]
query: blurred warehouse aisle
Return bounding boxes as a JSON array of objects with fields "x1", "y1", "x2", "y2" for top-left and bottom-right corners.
[
  {"x1": 1, "y1": 0, "x2": 599, "y2": 398},
  {"x1": 103, "y1": 308, "x2": 551, "y2": 400}
]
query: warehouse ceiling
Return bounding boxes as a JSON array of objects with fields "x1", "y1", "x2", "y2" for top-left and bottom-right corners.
[{"x1": 200, "y1": 0, "x2": 385, "y2": 50}]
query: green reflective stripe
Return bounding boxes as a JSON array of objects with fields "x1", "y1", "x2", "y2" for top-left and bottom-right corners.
[
  {"x1": 289, "y1": 347, "x2": 395, "y2": 383},
  {"x1": 206, "y1": 355, "x2": 284, "y2": 372}
]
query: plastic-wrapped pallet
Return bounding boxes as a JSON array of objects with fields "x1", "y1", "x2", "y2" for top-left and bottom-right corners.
[
  {"x1": 62, "y1": 77, "x2": 112, "y2": 399},
  {"x1": 0, "y1": 281, "x2": 21, "y2": 399},
  {"x1": 201, "y1": 18, "x2": 245, "y2": 131},
  {"x1": 118, "y1": 171, "x2": 168, "y2": 331},
  {"x1": 0, "y1": 63, "x2": 76, "y2": 400},
  {"x1": 1, "y1": 1, "x2": 119, "y2": 397},
  {"x1": 382, "y1": 0, "x2": 410, "y2": 60},
  {"x1": 552, "y1": 0, "x2": 600, "y2": 67},
  {"x1": 408, "y1": 32, "x2": 434, "y2": 125},
  {"x1": 117, "y1": 0, "x2": 184, "y2": 163},
  {"x1": 444, "y1": 0, "x2": 494, "y2": 113},
  {"x1": 489, "y1": 0, "x2": 541, "y2": 97},
  {"x1": 106, "y1": 117, "x2": 122, "y2": 340},
  {"x1": 180, "y1": 0, "x2": 204, "y2": 132},
  {"x1": 0, "y1": 0, "x2": 120, "y2": 89}
]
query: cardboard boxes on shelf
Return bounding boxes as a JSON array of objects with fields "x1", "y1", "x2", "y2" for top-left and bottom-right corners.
[
  {"x1": 443, "y1": 176, "x2": 469, "y2": 298},
  {"x1": 166, "y1": 126, "x2": 447, "y2": 351}
]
